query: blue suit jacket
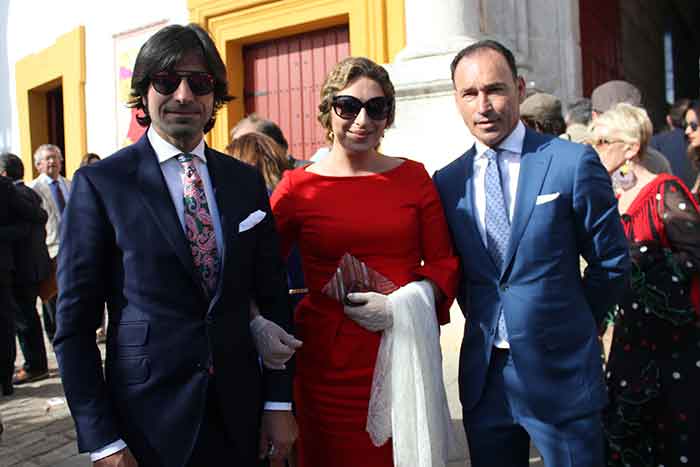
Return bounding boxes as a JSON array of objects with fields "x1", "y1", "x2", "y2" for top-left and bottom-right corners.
[
  {"x1": 433, "y1": 128, "x2": 630, "y2": 424},
  {"x1": 54, "y1": 135, "x2": 293, "y2": 466}
]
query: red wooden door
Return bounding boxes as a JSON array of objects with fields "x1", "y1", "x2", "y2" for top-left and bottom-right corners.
[
  {"x1": 579, "y1": 0, "x2": 623, "y2": 97},
  {"x1": 243, "y1": 25, "x2": 350, "y2": 159}
]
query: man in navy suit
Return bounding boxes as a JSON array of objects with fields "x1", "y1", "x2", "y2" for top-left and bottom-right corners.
[
  {"x1": 55, "y1": 24, "x2": 296, "y2": 467},
  {"x1": 433, "y1": 40, "x2": 630, "y2": 467}
]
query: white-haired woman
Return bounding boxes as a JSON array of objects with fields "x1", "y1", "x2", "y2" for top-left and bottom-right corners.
[{"x1": 591, "y1": 103, "x2": 700, "y2": 466}]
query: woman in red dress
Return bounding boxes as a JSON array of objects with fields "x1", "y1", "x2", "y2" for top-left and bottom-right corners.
[
  {"x1": 591, "y1": 103, "x2": 700, "y2": 467},
  {"x1": 270, "y1": 57, "x2": 459, "y2": 467}
]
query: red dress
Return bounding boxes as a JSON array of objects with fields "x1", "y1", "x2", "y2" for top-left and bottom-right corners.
[{"x1": 271, "y1": 159, "x2": 459, "y2": 467}]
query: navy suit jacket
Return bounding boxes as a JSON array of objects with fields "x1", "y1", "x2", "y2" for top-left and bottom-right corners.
[
  {"x1": 650, "y1": 128, "x2": 696, "y2": 189},
  {"x1": 54, "y1": 135, "x2": 293, "y2": 466},
  {"x1": 12, "y1": 183, "x2": 50, "y2": 285},
  {"x1": 433, "y1": 128, "x2": 630, "y2": 424}
]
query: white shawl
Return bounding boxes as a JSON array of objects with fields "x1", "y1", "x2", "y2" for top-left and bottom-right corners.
[{"x1": 367, "y1": 280, "x2": 464, "y2": 466}]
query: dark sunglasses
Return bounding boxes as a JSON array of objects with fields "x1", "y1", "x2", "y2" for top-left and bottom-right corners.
[
  {"x1": 150, "y1": 71, "x2": 215, "y2": 96},
  {"x1": 686, "y1": 121, "x2": 699, "y2": 132},
  {"x1": 331, "y1": 95, "x2": 392, "y2": 121}
]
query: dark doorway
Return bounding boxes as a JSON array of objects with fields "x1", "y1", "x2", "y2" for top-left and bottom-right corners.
[
  {"x1": 46, "y1": 86, "x2": 65, "y2": 176},
  {"x1": 579, "y1": 0, "x2": 623, "y2": 98}
]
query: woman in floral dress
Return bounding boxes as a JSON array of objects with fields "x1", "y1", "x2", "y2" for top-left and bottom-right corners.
[{"x1": 591, "y1": 103, "x2": 700, "y2": 467}]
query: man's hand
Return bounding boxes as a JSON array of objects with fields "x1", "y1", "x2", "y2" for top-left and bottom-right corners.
[
  {"x1": 258, "y1": 411, "x2": 298, "y2": 463},
  {"x1": 250, "y1": 316, "x2": 302, "y2": 369},
  {"x1": 94, "y1": 448, "x2": 138, "y2": 467},
  {"x1": 343, "y1": 292, "x2": 393, "y2": 332}
]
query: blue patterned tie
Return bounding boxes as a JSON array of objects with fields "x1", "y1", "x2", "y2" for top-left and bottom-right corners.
[{"x1": 484, "y1": 148, "x2": 510, "y2": 343}]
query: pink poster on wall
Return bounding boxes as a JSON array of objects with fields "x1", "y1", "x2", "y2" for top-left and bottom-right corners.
[{"x1": 113, "y1": 20, "x2": 167, "y2": 147}]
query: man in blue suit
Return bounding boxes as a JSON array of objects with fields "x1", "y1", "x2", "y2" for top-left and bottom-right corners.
[
  {"x1": 433, "y1": 40, "x2": 630, "y2": 467},
  {"x1": 55, "y1": 24, "x2": 296, "y2": 467}
]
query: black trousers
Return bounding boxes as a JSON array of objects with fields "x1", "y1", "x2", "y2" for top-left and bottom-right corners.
[
  {"x1": 41, "y1": 295, "x2": 57, "y2": 342},
  {"x1": 13, "y1": 284, "x2": 48, "y2": 373},
  {"x1": 186, "y1": 379, "x2": 251, "y2": 467},
  {"x1": 0, "y1": 274, "x2": 18, "y2": 387}
]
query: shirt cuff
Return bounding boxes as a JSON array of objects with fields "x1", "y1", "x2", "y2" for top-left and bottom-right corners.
[
  {"x1": 264, "y1": 402, "x2": 292, "y2": 411},
  {"x1": 90, "y1": 439, "x2": 128, "y2": 462}
]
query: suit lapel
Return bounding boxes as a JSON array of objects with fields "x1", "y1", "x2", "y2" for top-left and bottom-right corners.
[
  {"x1": 204, "y1": 148, "x2": 242, "y2": 312},
  {"x1": 457, "y1": 148, "x2": 498, "y2": 272},
  {"x1": 134, "y1": 135, "x2": 201, "y2": 288},
  {"x1": 502, "y1": 129, "x2": 553, "y2": 276}
]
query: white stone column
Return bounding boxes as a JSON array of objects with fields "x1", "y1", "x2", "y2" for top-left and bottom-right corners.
[{"x1": 395, "y1": 0, "x2": 482, "y2": 61}]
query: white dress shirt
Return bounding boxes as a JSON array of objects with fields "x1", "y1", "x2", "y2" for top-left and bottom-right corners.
[
  {"x1": 37, "y1": 172, "x2": 70, "y2": 203},
  {"x1": 147, "y1": 126, "x2": 225, "y2": 259},
  {"x1": 91, "y1": 128, "x2": 288, "y2": 462},
  {"x1": 472, "y1": 121, "x2": 526, "y2": 349}
]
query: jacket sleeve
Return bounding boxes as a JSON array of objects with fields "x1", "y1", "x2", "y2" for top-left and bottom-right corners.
[
  {"x1": 53, "y1": 169, "x2": 121, "y2": 452},
  {"x1": 251, "y1": 171, "x2": 294, "y2": 403},
  {"x1": 573, "y1": 147, "x2": 631, "y2": 325}
]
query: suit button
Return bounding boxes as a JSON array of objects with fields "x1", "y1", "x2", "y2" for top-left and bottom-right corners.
[
  {"x1": 500, "y1": 284, "x2": 509, "y2": 292},
  {"x1": 489, "y1": 328, "x2": 496, "y2": 336}
]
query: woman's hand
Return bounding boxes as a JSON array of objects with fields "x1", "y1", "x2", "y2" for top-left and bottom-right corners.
[{"x1": 343, "y1": 292, "x2": 393, "y2": 332}]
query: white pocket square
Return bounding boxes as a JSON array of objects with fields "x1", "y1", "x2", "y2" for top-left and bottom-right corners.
[
  {"x1": 535, "y1": 192, "x2": 560, "y2": 205},
  {"x1": 238, "y1": 210, "x2": 266, "y2": 233}
]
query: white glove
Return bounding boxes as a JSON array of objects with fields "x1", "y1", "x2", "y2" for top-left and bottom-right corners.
[
  {"x1": 343, "y1": 292, "x2": 393, "y2": 332},
  {"x1": 250, "y1": 315, "x2": 303, "y2": 370}
]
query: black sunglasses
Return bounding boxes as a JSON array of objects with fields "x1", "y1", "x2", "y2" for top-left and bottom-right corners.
[
  {"x1": 331, "y1": 95, "x2": 392, "y2": 121},
  {"x1": 150, "y1": 71, "x2": 215, "y2": 96},
  {"x1": 686, "y1": 121, "x2": 699, "y2": 132}
]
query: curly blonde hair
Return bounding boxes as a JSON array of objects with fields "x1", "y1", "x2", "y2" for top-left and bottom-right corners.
[
  {"x1": 226, "y1": 133, "x2": 292, "y2": 190},
  {"x1": 317, "y1": 57, "x2": 395, "y2": 143}
]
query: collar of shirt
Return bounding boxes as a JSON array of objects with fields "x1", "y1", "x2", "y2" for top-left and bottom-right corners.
[
  {"x1": 38, "y1": 173, "x2": 62, "y2": 185},
  {"x1": 473, "y1": 120, "x2": 526, "y2": 161},
  {"x1": 147, "y1": 126, "x2": 207, "y2": 165}
]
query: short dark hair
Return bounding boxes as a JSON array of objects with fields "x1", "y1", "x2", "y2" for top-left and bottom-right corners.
[
  {"x1": 521, "y1": 116, "x2": 567, "y2": 136},
  {"x1": 565, "y1": 98, "x2": 592, "y2": 126},
  {"x1": 80, "y1": 153, "x2": 101, "y2": 167},
  {"x1": 127, "y1": 23, "x2": 233, "y2": 133},
  {"x1": 450, "y1": 40, "x2": 518, "y2": 85},
  {"x1": 669, "y1": 98, "x2": 691, "y2": 129},
  {"x1": 231, "y1": 114, "x2": 289, "y2": 153},
  {"x1": 0, "y1": 153, "x2": 24, "y2": 180}
]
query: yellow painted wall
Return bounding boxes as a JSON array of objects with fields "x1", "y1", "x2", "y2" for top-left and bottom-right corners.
[
  {"x1": 15, "y1": 27, "x2": 87, "y2": 180},
  {"x1": 188, "y1": 0, "x2": 405, "y2": 151}
]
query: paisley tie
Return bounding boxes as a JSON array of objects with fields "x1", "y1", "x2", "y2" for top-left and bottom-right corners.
[{"x1": 177, "y1": 153, "x2": 220, "y2": 300}]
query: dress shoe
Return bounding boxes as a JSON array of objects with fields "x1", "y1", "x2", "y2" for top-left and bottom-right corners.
[{"x1": 13, "y1": 368, "x2": 49, "y2": 385}]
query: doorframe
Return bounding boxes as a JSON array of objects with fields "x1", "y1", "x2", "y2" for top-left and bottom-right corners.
[
  {"x1": 188, "y1": 0, "x2": 405, "y2": 151},
  {"x1": 15, "y1": 26, "x2": 87, "y2": 180}
]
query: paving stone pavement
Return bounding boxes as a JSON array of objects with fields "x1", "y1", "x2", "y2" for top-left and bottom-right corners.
[
  {"x1": 0, "y1": 335, "x2": 92, "y2": 467},
  {"x1": 0, "y1": 304, "x2": 559, "y2": 466}
]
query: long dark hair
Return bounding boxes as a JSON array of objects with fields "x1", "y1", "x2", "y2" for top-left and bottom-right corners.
[
  {"x1": 684, "y1": 100, "x2": 700, "y2": 170},
  {"x1": 126, "y1": 24, "x2": 233, "y2": 133}
]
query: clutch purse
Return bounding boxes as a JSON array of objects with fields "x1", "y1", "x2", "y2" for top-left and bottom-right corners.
[{"x1": 321, "y1": 253, "x2": 398, "y2": 304}]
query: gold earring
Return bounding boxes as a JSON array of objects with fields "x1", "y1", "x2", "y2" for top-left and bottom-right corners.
[{"x1": 620, "y1": 160, "x2": 630, "y2": 175}]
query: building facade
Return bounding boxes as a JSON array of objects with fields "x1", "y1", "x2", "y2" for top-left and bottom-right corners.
[{"x1": 1, "y1": 0, "x2": 698, "y2": 179}]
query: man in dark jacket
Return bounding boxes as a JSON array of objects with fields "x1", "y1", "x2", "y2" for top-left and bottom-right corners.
[
  {"x1": 0, "y1": 153, "x2": 51, "y2": 384},
  {"x1": 0, "y1": 172, "x2": 48, "y2": 395},
  {"x1": 650, "y1": 98, "x2": 697, "y2": 188}
]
